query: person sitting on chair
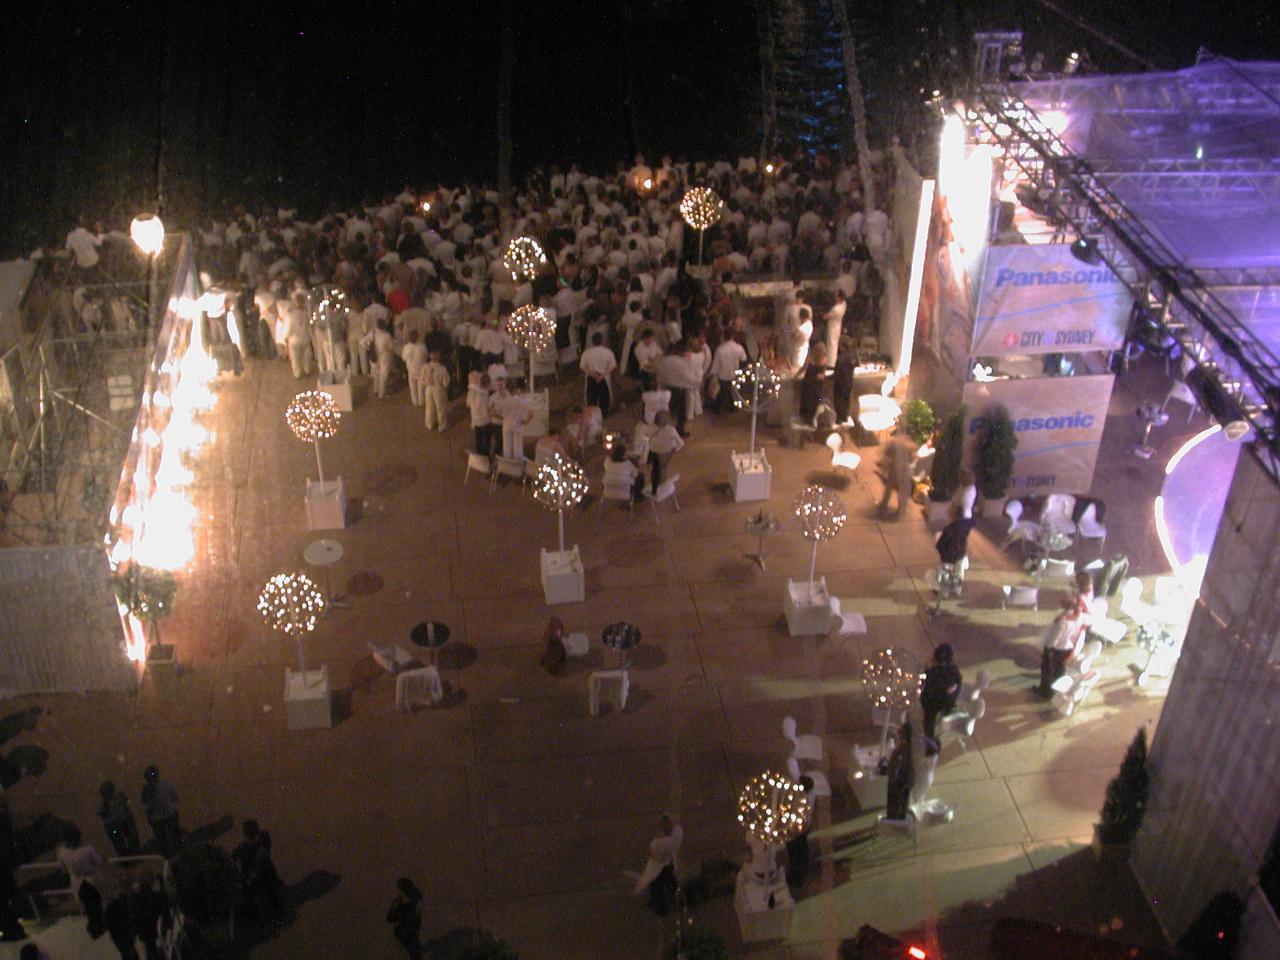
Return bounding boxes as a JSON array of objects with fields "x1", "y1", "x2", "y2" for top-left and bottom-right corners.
[
  {"x1": 604, "y1": 443, "x2": 645, "y2": 503},
  {"x1": 1037, "y1": 571, "x2": 1094, "y2": 697},
  {"x1": 920, "y1": 644, "x2": 962, "y2": 741}
]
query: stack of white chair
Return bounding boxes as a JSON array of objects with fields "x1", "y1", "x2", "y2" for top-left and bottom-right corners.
[
  {"x1": 1088, "y1": 596, "x2": 1129, "y2": 645},
  {"x1": 1075, "y1": 503, "x2": 1107, "y2": 548},
  {"x1": 1050, "y1": 668, "x2": 1101, "y2": 717},
  {"x1": 783, "y1": 716, "x2": 831, "y2": 798},
  {"x1": 1067, "y1": 640, "x2": 1103, "y2": 681}
]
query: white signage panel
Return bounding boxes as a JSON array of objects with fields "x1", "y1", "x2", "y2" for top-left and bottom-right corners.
[
  {"x1": 972, "y1": 245, "x2": 1131, "y2": 356},
  {"x1": 962, "y1": 374, "x2": 1114, "y2": 496}
]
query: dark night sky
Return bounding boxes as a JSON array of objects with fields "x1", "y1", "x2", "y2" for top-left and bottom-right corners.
[{"x1": 0, "y1": 0, "x2": 1277, "y2": 253}]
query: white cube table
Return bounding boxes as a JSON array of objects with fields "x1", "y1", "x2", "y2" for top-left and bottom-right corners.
[
  {"x1": 284, "y1": 666, "x2": 333, "y2": 730},
  {"x1": 784, "y1": 577, "x2": 832, "y2": 636},
  {"x1": 849, "y1": 745, "x2": 888, "y2": 810},
  {"x1": 305, "y1": 477, "x2": 347, "y2": 531},
  {"x1": 541, "y1": 547, "x2": 585, "y2": 605},
  {"x1": 317, "y1": 371, "x2": 353, "y2": 411},
  {"x1": 730, "y1": 450, "x2": 772, "y2": 502}
]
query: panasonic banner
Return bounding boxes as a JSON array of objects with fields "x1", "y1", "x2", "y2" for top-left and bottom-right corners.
[
  {"x1": 962, "y1": 374, "x2": 1114, "y2": 496},
  {"x1": 972, "y1": 245, "x2": 1131, "y2": 356}
]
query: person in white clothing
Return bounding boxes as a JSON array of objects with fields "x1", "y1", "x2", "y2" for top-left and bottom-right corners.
[
  {"x1": 790, "y1": 304, "x2": 814, "y2": 375},
  {"x1": 710, "y1": 336, "x2": 747, "y2": 413},
  {"x1": 824, "y1": 289, "x2": 847, "y2": 366},
  {"x1": 634, "y1": 815, "x2": 683, "y2": 915},
  {"x1": 633, "y1": 327, "x2": 663, "y2": 392},
  {"x1": 65, "y1": 220, "x2": 104, "y2": 271},
  {"x1": 419, "y1": 351, "x2": 451, "y2": 430},
  {"x1": 367, "y1": 320, "x2": 396, "y2": 398},
  {"x1": 952, "y1": 468, "x2": 977, "y2": 520},
  {"x1": 467, "y1": 372, "x2": 495, "y2": 456},
  {"x1": 579, "y1": 333, "x2": 618, "y2": 416},
  {"x1": 401, "y1": 332, "x2": 428, "y2": 405},
  {"x1": 284, "y1": 294, "x2": 314, "y2": 379},
  {"x1": 645, "y1": 410, "x2": 684, "y2": 495},
  {"x1": 491, "y1": 379, "x2": 532, "y2": 459}
]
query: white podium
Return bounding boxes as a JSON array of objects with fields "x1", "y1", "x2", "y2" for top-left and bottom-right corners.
[
  {"x1": 541, "y1": 547, "x2": 585, "y2": 605},
  {"x1": 305, "y1": 477, "x2": 347, "y2": 530},
  {"x1": 317, "y1": 370, "x2": 353, "y2": 411},
  {"x1": 284, "y1": 666, "x2": 333, "y2": 730},
  {"x1": 734, "y1": 867, "x2": 794, "y2": 942},
  {"x1": 784, "y1": 577, "x2": 832, "y2": 636},
  {"x1": 730, "y1": 450, "x2": 772, "y2": 502}
]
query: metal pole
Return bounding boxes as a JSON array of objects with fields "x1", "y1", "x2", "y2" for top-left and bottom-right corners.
[
  {"x1": 808, "y1": 539, "x2": 819, "y2": 592},
  {"x1": 289, "y1": 596, "x2": 308, "y2": 674},
  {"x1": 313, "y1": 439, "x2": 326, "y2": 488},
  {"x1": 558, "y1": 508, "x2": 565, "y2": 555},
  {"x1": 697, "y1": 229, "x2": 704, "y2": 265},
  {"x1": 749, "y1": 376, "x2": 759, "y2": 458}
]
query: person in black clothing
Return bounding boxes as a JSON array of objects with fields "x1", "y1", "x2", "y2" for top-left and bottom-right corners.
[
  {"x1": 785, "y1": 776, "x2": 814, "y2": 893},
  {"x1": 396, "y1": 223, "x2": 427, "y2": 262},
  {"x1": 129, "y1": 873, "x2": 170, "y2": 960},
  {"x1": 935, "y1": 509, "x2": 975, "y2": 565},
  {"x1": 386, "y1": 877, "x2": 423, "y2": 960},
  {"x1": 920, "y1": 644, "x2": 963, "y2": 741},
  {"x1": 885, "y1": 722, "x2": 916, "y2": 822},
  {"x1": 0, "y1": 800, "x2": 25, "y2": 942},
  {"x1": 98, "y1": 781, "x2": 141, "y2": 857},
  {"x1": 232, "y1": 820, "x2": 284, "y2": 924},
  {"x1": 797, "y1": 351, "x2": 826, "y2": 423},
  {"x1": 832, "y1": 337, "x2": 855, "y2": 424},
  {"x1": 104, "y1": 892, "x2": 139, "y2": 960}
]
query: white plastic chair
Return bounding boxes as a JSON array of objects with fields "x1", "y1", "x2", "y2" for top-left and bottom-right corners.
[
  {"x1": 782, "y1": 716, "x2": 824, "y2": 762},
  {"x1": 600, "y1": 475, "x2": 636, "y2": 514},
  {"x1": 1041, "y1": 493, "x2": 1077, "y2": 536},
  {"x1": 1070, "y1": 640, "x2": 1103, "y2": 678},
  {"x1": 464, "y1": 451, "x2": 492, "y2": 487},
  {"x1": 1042, "y1": 558, "x2": 1076, "y2": 580},
  {"x1": 644, "y1": 473, "x2": 681, "y2": 523},
  {"x1": 825, "y1": 433, "x2": 862, "y2": 474},
  {"x1": 563, "y1": 632, "x2": 590, "y2": 657},
  {"x1": 1118, "y1": 577, "x2": 1157, "y2": 627},
  {"x1": 829, "y1": 597, "x2": 868, "y2": 636},
  {"x1": 1076, "y1": 503, "x2": 1107, "y2": 548},
  {"x1": 857, "y1": 394, "x2": 901, "y2": 434},
  {"x1": 1162, "y1": 380, "x2": 1197, "y2": 423},
  {"x1": 956, "y1": 669, "x2": 992, "y2": 705},
  {"x1": 943, "y1": 695, "x2": 985, "y2": 750},
  {"x1": 491, "y1": 455, "x2": 529, "y2": 494},
  {"x1": 1051, "y1": 668, "x2": 1100, "y2": 717},
  {"x1": 1001, "y1": 584, "x2": 1039, "y2": 610},
  {"x1": 1001, "y1": 499, "x2": 1041, "y2": 550},
  {"x1": 641, "y1": 389, "x2": 670, "y2": 424},
  {"x1": 1088, "y1": 597, "x2": 1129, "y2": 645},
  {"x1": 786, "y1": 756, "x2": 832, "y2": 799}
]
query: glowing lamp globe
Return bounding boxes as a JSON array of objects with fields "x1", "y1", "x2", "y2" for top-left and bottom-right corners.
[
  {"x1": 737, "y1": 769, "x2": 808, "y2": 846},
  {"x1": 501, "y1": 235, "x2": 547, "y2": 282},
  {"x1": 504, "y1": 305, "x2": 556, "y2": 352},
  {"x1": 732, "y1": 362, "x2": 782, "y2": 410},
  {"x1": 533, "y1": 453, "x2": 588, "y2": 554},
  {"x1": 257, "y1": 571, "x2": 326, "y2": 673},
  {"x1": 131, "y1": 214, "x2": 165, "y2": 256},
  {"x1": 286, "y1": 390, "x2": 341, "y2": 443},
  {"x1": 679, "y1": 187, "x2": 724, "y2": 231},
  {"x1": 792, "y1": 485, "x2": 847, "y2": 542}
]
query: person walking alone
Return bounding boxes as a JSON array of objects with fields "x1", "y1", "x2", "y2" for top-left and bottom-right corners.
[
  {"x1": 97, "y1": 781, "x2": 140, "y2": 857},
  {"x1": 420, "y1": 351, "x2": 451, "y2": 431},
  {"x1": 140, "y1": 766, "x2": 180, "y2": 857}
]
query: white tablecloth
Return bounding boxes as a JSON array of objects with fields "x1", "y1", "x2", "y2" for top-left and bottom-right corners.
[{"x1": 396, "y1": 666, "x2": 443, "y2": 710}]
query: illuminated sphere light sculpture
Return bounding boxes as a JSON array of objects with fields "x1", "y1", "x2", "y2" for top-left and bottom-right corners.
[
  {"x1": 501, "y1": 235, "x2": 547, "y2": 283},
  {"x1": 680, "y1": 187, "x2": 724, "y2": 264},
  {"x1": 738, "y1": 769, "x2": 808, "y2": 844},
  {"x1": 861, "y1": 646, "x2": 924, "y2": 756},
  {"x1": 286, "y1": 390, "x2": 341, "y2": 485},
  {"x1": 130, "y1": 213, "x2": 165, "y2": 256},
  {"x1": 792, "y1": 485, "x2": 848, "y2": 587},
  {"x1": 733, "y1": 361, "x2": 783, "y2": 458},
  {"x1": 505, "y1": 304, "x2": 557, "y2": 387},
  {"x1": 257, "y1": 571, "x2": 326, "y2": 673},
  {"x1": 533, "y1": 453, "x2": 588, "y2": 554}
]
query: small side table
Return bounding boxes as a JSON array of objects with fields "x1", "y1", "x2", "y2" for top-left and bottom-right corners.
[
  {"x1": 744, "y1": 512, "x2": 781, "y2": 570},
  {"x1": 304, "y1": 538, "x2": 350, "y2": 613}
]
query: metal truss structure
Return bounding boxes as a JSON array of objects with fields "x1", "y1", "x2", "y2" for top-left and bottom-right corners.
[{"x1": 964, "y1": 51, "x2": 1280, "y2": 479}]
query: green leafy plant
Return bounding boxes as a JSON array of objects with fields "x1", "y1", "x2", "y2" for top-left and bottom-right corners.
[
  {"x1": 1097, "y1": 728, "x2": 1149, "y2": 845},
  {"x1": 665, "y1": 927, "x2": 729, "y2": 960},
  {"x1": 113, "y1": 565, "x2": 178, "y2": 646},
  {"x1": 974, "y1": 404, "x2": 1018, "y2": 500},
  {"x1": 900, "y1": 399, "x2": 936, "y2": 446},
  {"x1": 928, "y1": 404, "x2": 965, "y2": 502}
]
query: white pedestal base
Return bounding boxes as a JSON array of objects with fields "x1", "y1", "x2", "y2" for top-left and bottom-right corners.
[
  {"x1": 526, "y1": 390, "x2": 550, "y2": 440},
  {"x1": 731, "y1": 451, "x2": 773, "y2": 502},
  {"x1": 317, "y1": 371, "x2": 353, "y2": 411},
  {"x1": 305, "y1": 477, "x2": 347, "y2": 530},
  {"x1": 849, "y1": 745, "x2": 889, "y2": 810},
  {"x1": 541, "y1": 547, "x2": 585, "y2": 605},
  {"x1": 734, "y1": 867, "x2": 794, "y2": 942},
  {"x1": 784, "y1": 577, "x2": 832, "y2": 636},
  {"x1": 284, "y1": 666, "x2": 333, "y2": 730}
]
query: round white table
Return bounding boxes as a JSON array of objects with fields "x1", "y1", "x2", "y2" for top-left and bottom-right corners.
[{"x1": 303, "y1": 538, "x2": 350, "y2": 611}]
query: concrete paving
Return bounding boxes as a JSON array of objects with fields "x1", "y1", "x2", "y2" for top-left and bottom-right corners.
[{"x1": 0, "y1": 356, "x2": 1183, "y2": 959}]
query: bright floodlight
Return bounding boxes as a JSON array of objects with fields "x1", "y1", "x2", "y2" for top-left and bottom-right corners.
[
  {"x1": 737, "y1": 769, "x2": 808, "y2": 845},
  {"x1": 502, "y1": 235, "x2": 547, "y2": 282},
  {"x1": 131, "y1": 214, "x2": 165, "y2": 256},
  {"x1": 680, "y1": 187, "x2": 723, "y2": 231}
]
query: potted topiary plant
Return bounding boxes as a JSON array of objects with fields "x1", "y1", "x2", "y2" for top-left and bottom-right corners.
[
  {"x1": 1092, "y1": 728, "x2": 1149, "y2": 865},
  {"x1": 900, "y1": 398, "x2": 936, "y2": 446},
  {"x1": 113, "y1": 565, "x2": 179, "y2": 664},
  {"x1": 975, "y1": 404, "x2": 1018, "y2": 518},
  {"x1": 927, "y1": 404, "x2": 965, "y2": 523}
]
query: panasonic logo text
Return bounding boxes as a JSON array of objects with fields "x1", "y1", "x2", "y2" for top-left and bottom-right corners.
[
  {"x1": 970, "y1": 412, "x2": 1096, "y2": 435},
  {"x1": 993, "y1": 267, "x2": 1116, "y2": 287}
]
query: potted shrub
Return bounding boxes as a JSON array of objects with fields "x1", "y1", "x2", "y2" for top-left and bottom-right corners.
[
  {"x1": 114, "y1": 565, "x2": 178, "y2": 663},
  {"x1": 1092, "y1": 728, "x2": 1149, "y2": 865},
  {"x1": 975, "y1": 404, "x2": 1018, "y2": 518},
  {"x1": 927, "y1": 404, "x2": 965, "y2": 523},
  {"x1": 900, "y1": 398, "x2": 936, "y2": 446}
]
